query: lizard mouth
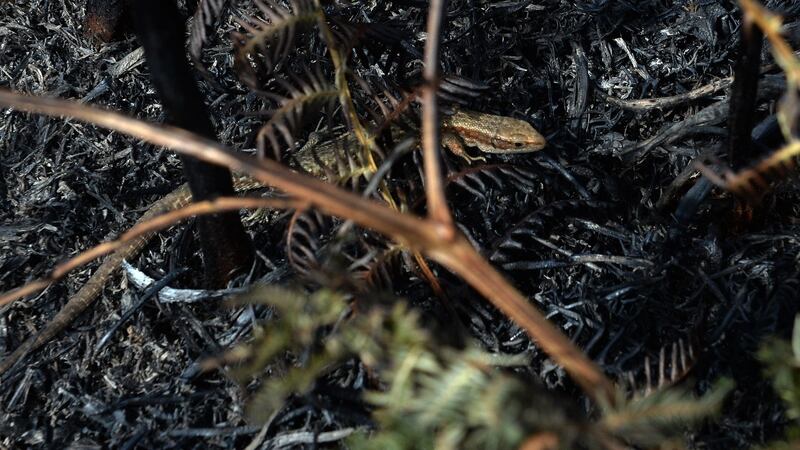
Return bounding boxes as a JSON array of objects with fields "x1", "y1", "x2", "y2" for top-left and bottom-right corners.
[{"x1": 504, "y1": 137, "x2": 547, "y2": 153}]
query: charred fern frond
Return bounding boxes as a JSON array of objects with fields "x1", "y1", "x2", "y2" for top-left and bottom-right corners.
[
  {"x1": 447, "y1": 164, "x2": 543, "y2": 200},
  {"x1": 698, "y1": 141, "x2": 800, "y2": 202},
  {"x1": 189, "y1": 0, "x2": 230, "y2": 87},
  {"x1": 255, "y1": 68, "x2": 338, "y2": 160},
  {"x1": 327, "y1": 16, "x2": 405, "y2": 58},
  {"x1": 438, "y1": 75, "x2": 489, "y2": 106},
  {"x1": 360, "y1": 75, "x2": 489, "y2": 133},
  {"x1": 489, "y1": 200, "x2": 612, "y2": 264},
  {"x1": 621, "y1": 337, "x2": 698, "y2": 399},
  {"x1": 350, "y1": 74, "x2": 414, "y2": 131},
  {"x1": 286, "y1": 208, "x2": 333, "y2": 276},
  {"x1": 232, "y1": 0, "x2": 319, "y2": 88},
  {"x1": 287, "y1": 209, "x2": 389, "y2": 288},
  {"x1": 360, "y1": 246, "x2": 407, "y2": 291}
]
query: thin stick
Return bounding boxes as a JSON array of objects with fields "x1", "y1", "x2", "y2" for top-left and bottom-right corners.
[
  {"x1": 0, "y1": 90, "x2": 433, "y2": 246},
  {"x1": 430, "y1": 238, "x2": 616, "y2": 402},
  {"x1": 420, "y1": 0, "x2": 453, "y2": 228},
  {"x1": 0, "y1": 89, "x2": 615, "y2": 404},
  {"x1": 598, "y1": 78, "x2": 732, "y2": 112},
  {"x1": 0, "y1": 197, "x2": 300, "y2": 307}
]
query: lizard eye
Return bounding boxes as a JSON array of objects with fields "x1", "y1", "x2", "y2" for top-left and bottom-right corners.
[{"x1": 515, "y1": 142, "x2": 523, "y2": 147}]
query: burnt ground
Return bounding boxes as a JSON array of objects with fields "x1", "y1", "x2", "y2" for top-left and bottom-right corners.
[{"x1": 2, "y1": 0, "x2": 800, "y2": 448}]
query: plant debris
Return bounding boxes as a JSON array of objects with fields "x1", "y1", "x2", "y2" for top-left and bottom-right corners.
[{"x1": 2, "y1": 0, "x2": 800, "y2": 448}]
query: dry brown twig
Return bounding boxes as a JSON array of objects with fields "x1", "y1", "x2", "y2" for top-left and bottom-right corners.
[
  {"x1": 0, "y1": 1, "x2": 615, "y2": 405},
  {"x1": 0, "y1": 90, "x2": 615, "y2": 404},
  {"x1": 419, "y1": 0, "x2": 453, "y2": 228},
  {"x1": 600, "y1": 77, "x2": 733, "y2": 112},
  {"x1": 0, "y1": 196, "x2": 301, "y2": 308}
]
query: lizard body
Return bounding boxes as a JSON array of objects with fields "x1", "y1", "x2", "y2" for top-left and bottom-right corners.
[
  {"x1": 443, "y1": 108, "x2": 546, "y2": 153},
  {"x1": 0, "y1": 110, "x2": 545, "y2": 376}
]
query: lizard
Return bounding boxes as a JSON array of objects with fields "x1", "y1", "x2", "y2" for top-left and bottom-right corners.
[{"x1": 0, "y1": 109, "x2": 546, "y2": 376}]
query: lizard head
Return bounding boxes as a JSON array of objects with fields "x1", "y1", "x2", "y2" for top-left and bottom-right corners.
[{"x1": 490, "y1": 117, "x2": 547, "y2": 153}]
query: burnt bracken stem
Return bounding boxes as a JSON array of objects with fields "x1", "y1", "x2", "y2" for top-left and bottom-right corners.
[
  {"x1": 728, "y1": 11, "x2": 764, "y2": 169},
  {"x1": 131, "y1": 0, "x2": 253, "y2": 287}
]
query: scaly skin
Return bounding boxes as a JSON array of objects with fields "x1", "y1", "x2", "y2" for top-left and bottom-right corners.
[
  {"x1": 0, "y1": 110, "x2": 546, "y2": 376},
  {"x1": 0, "y1": 185, "x2": 193, "y2": 375},
  {"x1": 443, "y1": 109, "x2": 546, "y2": 153}
]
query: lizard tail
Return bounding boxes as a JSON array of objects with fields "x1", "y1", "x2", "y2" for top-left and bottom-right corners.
[
  {"x1": 0, "y1": 186, "x2": 194, "y2": 378},
  {"x1": 0, "y1": 256, "x2": 122, "y2": 376}
]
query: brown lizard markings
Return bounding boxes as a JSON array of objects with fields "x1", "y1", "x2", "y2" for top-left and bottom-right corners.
[{"x1": 0, "y1": 110, "x2": 546, "y2": 376}]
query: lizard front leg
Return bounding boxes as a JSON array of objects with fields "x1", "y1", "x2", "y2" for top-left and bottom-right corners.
[{"x1": 442, "y1": 132, "x2": 486, "y2": 164}]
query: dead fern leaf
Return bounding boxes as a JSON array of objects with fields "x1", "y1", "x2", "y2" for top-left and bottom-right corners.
[
  {"x1": 360, "y1": 246, "x2": 408, "y2": 290},
  {"x1": 697, "y1": 140, "x2": 800, "y2": 202},
  {"x1": 232, "y1": 0, "x2": 319, "y2": 88},
  {"x1": 189, "y1": 0, "x2": 230, "y2": 88},
  {"x1": 621, "y1": 337, "x2": 698, "y2": 399},
  {"x1": 447, "y1": 164, "x2": 543, "y2": 200},
  {"x1": 286, "y1": 208, "x2": 331, "y2": 276},
  {"x1": 255, "y1": 67, "x2": 339, "y2": 160}
]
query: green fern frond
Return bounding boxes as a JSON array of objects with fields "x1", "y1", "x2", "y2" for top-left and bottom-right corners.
[
  {"x1": 601, "y1": 379, "x2": 733, "y2": 447},
  {"x1": 223, "y1": 286, "x2": 600, "y2": 448},
  {"x1": 247, "y1": 350, "x2": 344, "y2": 421},
  {"x1": 417, "y1": 350, "x2": 500, "y2": 426},
  {"x1": 216, "y1": 286, "x2": 351, "y2": 414},
  {"x1": 347, "y1": 415, "x2": 436, "y2": 450},
  {"x1": 757, "y1": 316, "x2": 800, "y2": 449},
  {"x1": 760, "y1": 316, "x2": 800, "y2": 421}
]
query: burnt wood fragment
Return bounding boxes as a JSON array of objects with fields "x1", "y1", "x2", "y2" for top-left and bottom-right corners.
[
  {"x1": 130, "y1": 0, "x2": 254, "y2": 287},
  {"x1": 84, "y1": 0, "x2": 128, "y2": 42},
  {"x1": 728, "y1": 15, "x2": 764, "y2": 169}
]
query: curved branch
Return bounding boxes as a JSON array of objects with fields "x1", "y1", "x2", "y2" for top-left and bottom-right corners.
[
  {"x1": 420, "y1": 0, "x2": 452, "y2": 227},
  {"x1": 0, "y1": 196, "x2": 300, "y2": 307},
  {"x1": 0, "y1": 89, "x2": 615, "y2": 404}
]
